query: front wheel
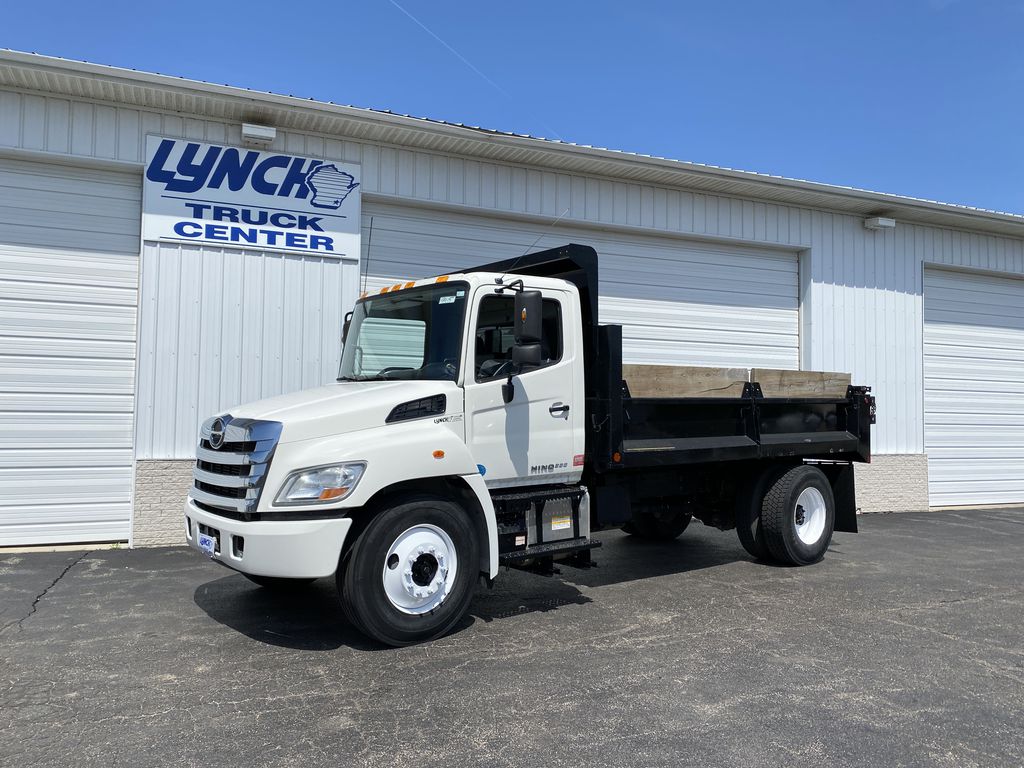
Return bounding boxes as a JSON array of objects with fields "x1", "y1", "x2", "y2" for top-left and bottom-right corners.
[
  {"x1": 760, "y1": 465, "x2": 835, "y2": 565},
  {"x1": 338, "y1": 496, "x2": 479, "y2": 646}
]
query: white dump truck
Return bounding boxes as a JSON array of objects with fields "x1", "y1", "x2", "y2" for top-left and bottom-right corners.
[{"x1": 185, "y1": 244, "x2": 875, "y2": 646}]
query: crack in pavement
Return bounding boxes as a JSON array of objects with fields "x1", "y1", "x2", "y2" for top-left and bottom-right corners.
[{"x1": 0, "y1": 550, "x2": 92, "y2": 635}]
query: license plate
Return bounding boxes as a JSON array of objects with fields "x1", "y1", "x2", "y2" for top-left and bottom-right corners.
[{"x1": 197, "y1": 532, "x2": 217, "y2": 556}]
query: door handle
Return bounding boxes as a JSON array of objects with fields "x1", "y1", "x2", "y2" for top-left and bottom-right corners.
[{"x1": 549, "y1": 402, "x2": 570, "y2": 416}]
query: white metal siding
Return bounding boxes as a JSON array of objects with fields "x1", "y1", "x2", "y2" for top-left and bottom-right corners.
[
  {"x1": 923, "y1": 268, "x2": 1024, "y2": 506},
  {"x1": 5, "y1": 88, "x2": 1024, "y2": 454},
  {"x1": 0, "y1": 158, "x2": 140, "y2": 544},
  {"x1": 362, "y1": 202, "x2": 799, "y2": 369},
  {"x1": 134, "y1": 242, "x2": 358, "y2": 458}
]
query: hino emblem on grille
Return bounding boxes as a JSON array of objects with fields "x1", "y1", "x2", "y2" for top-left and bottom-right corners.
[{"x1": 209, "y1": 417, "x2": 227, "y2": 449}]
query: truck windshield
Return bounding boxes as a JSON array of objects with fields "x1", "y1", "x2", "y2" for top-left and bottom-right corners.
[{"x1": 338, "y1": 282, "x2": 469, "y2": 382}]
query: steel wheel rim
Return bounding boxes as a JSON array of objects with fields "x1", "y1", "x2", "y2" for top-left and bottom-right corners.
[
  {"x1": 794, "y1": 487, "x2": 827, "y2": 545},
  {"x1": 382, "y1": 524, "x2": 458, "y2": 615}
]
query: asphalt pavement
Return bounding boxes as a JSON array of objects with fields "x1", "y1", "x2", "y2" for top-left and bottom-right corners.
[{"x1": 2, "y1": 508, "x2": 1023, "y2": 767}]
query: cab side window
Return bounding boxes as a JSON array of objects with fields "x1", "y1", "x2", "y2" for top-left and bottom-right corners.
[{"x1": 474, "y1": 294, "x2": 562, "y2": 381}]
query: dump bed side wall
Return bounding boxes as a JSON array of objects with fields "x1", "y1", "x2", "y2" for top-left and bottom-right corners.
[
  {"x1": 623, "y1": 364, "x2": 852, "y2": 399},
  {"x1": 619, "y1": 389, "x2": 873, "y2": 466}
]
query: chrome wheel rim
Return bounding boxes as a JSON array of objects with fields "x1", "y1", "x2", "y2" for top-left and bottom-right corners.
[
  {"x1": 382, "y1": 524, "x2": 458, "y2": 614},
  {"x1": 794, "y1": 487, "x2": 827, "y2": 545}
]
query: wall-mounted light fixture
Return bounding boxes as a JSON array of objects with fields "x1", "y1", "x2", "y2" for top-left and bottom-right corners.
[
  {"x1": 241, "y1": 123, "x2": 276, "y2": 148},
  {"x1": 863, "y1": 216, "x2": 896, "y2": 231}
]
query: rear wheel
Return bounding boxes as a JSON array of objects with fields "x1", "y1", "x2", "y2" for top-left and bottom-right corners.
[
  {"x1": 243, "y1": 574, "x2": 316, "y2": 589},
  {"x1": 338, "y1": 496, "x2": 479, "y2": 646},
  {"x1": 760, "y1": 465, "x2": 835, "y2": 565},
  {"x1": 735, "y1": 502, "x2": 769, "y2": 561},
  {"x1": 735, "y1": 465, "x2": 790, "y2": 560}
]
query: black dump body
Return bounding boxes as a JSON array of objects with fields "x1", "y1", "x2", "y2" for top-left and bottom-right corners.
[
  {"x1": 591, "y1": 324, "x2": 875, "y2": 474},
  {"x1": 474, "y1": 243, "x2": 875, "y2": 506},
  {"x1": 618, "y1": 380, "x2": 874, "y2": 468}
]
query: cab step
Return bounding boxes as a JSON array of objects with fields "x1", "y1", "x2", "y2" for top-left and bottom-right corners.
[{"x1": 499, "y1": 536, "x2": 601, "y2": 567}]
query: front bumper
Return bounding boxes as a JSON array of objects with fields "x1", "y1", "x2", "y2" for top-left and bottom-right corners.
[{"x1": 184, "y1": 497, "x2": 352, "y2": 579}]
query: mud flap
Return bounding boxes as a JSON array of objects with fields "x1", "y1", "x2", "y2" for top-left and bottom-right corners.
[{"x1": 824, "y1": 463, "x2": 858, "y2": 533}]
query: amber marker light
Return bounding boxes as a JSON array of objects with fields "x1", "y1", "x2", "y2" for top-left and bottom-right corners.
[
  {"x1": 432, "y1": 450, "x2": 445, "y2": 459},
  {"x1": 318, "y1": 487, "x2": 348, "y2": 500}
]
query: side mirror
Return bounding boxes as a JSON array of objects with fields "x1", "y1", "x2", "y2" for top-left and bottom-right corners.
[
  {"x1": 502, "y1": 344, "x2": 541, "y2": 404},
  {"x1": 512, "y1": 342, "x2": 542, "y2": 367},
  {"x1": 514, "y1": 290, "x2": 543, "y2": 344},
  {"x1": 342, "y1": 310, "x2": 353, "y2": 344},
  {"x1": 503, "y1": 290, "x2": 544, "y2": 405}
]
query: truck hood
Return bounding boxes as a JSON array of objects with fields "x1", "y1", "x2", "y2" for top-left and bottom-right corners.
[{"x1": 228, "y1": 380, "x2": 463, "y2": 444}]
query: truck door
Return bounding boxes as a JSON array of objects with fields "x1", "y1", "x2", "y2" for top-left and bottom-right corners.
[{"x1": 463, "y1": 286, "x2": 583, "y2": 487}]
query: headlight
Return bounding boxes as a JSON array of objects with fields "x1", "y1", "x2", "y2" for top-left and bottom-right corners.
[{"x1": 275, "y1": 462, "x2": 366, "y2": 505}]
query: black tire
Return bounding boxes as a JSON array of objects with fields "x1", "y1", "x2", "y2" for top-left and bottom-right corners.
[
  {"x1": 760, "y1": 465, "x2": 835, "y2": 566},
  {"x1": 623, "y1": 509, "x2": 692, "y2": 540},
  {"x1": 735, "y1": 502, "x2": 769, "y2": 561},
  {"x1": 337, "y1": 496, "x2": 479, "y2": 647},
  {"x1": 243, "y1": 574, "x2": 317, "y2": 589},
  {"x1": 735, "y1": 465, "x2": 791, "y2": 561}
]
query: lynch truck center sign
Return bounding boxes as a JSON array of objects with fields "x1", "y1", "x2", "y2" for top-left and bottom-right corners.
[{"x1": 142, "y1": 136, "x2": 360, "y2": 258}]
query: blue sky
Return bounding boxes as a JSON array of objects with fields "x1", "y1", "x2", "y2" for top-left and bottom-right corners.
[{"x1": 5, "y1": 1, "x2": 1023, "y2": 213}]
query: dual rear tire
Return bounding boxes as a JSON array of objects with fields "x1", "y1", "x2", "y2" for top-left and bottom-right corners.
[
  {"x1": 737, "y1": 464, "x2": 835, "y2": 566},
  {"x1": 623, "y1": 506, "x2": 692, "y2": 541}
]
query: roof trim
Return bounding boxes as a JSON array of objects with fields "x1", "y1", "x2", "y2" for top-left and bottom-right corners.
[{"x1": 2, "y1": 49, "x2": 1023, "y2": 238}]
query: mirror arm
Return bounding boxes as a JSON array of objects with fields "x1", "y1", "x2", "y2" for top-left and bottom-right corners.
[
  {"x1": 342, "y1": 310, "x2": 353, "y2": 344},
  {"x1": 494, "y1": 278, "x2": 524, "y2": 295}
]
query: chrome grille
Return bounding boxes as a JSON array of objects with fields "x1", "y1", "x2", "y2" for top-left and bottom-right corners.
[
  {"x1": 190, "y1": 415, "x2": 283, "y2": 515},
  {"x1": 196, "y1": 459, "x2": 249, "y2": 477}
]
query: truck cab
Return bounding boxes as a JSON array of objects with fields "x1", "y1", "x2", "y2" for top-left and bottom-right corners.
[
  {"x1": 334, "y1": 270, "x2": 588, "y2": 489},
  {"x1": 185, "y1": 244, "x2": 874, "y2": 646}
]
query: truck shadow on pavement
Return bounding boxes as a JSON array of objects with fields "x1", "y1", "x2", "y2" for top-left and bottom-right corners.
[
  {"x1": 192, "y1": 529, "x2": 758, "y2": 651},
  {"x1": 468, "y1": 530, "x2": 754, "y2": 624},
  {"x1": 192, "y1": 575, "x2": 382, "y2": 651}
]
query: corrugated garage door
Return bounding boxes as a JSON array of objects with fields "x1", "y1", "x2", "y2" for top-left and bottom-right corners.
[
  {"x1": 362, "y1": 202, "x2": 799, "y2": 369},
  {"x1": 0, "y1": 159, "x2": 140, "y2": 544},
  {"x1": 924, "y1": 267, "x2": 1024, "y2": 506}
]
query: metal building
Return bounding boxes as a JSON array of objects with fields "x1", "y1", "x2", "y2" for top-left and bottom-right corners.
[{"x1": 1, "y1": 50, "x2": 1022, "y2": 547}]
